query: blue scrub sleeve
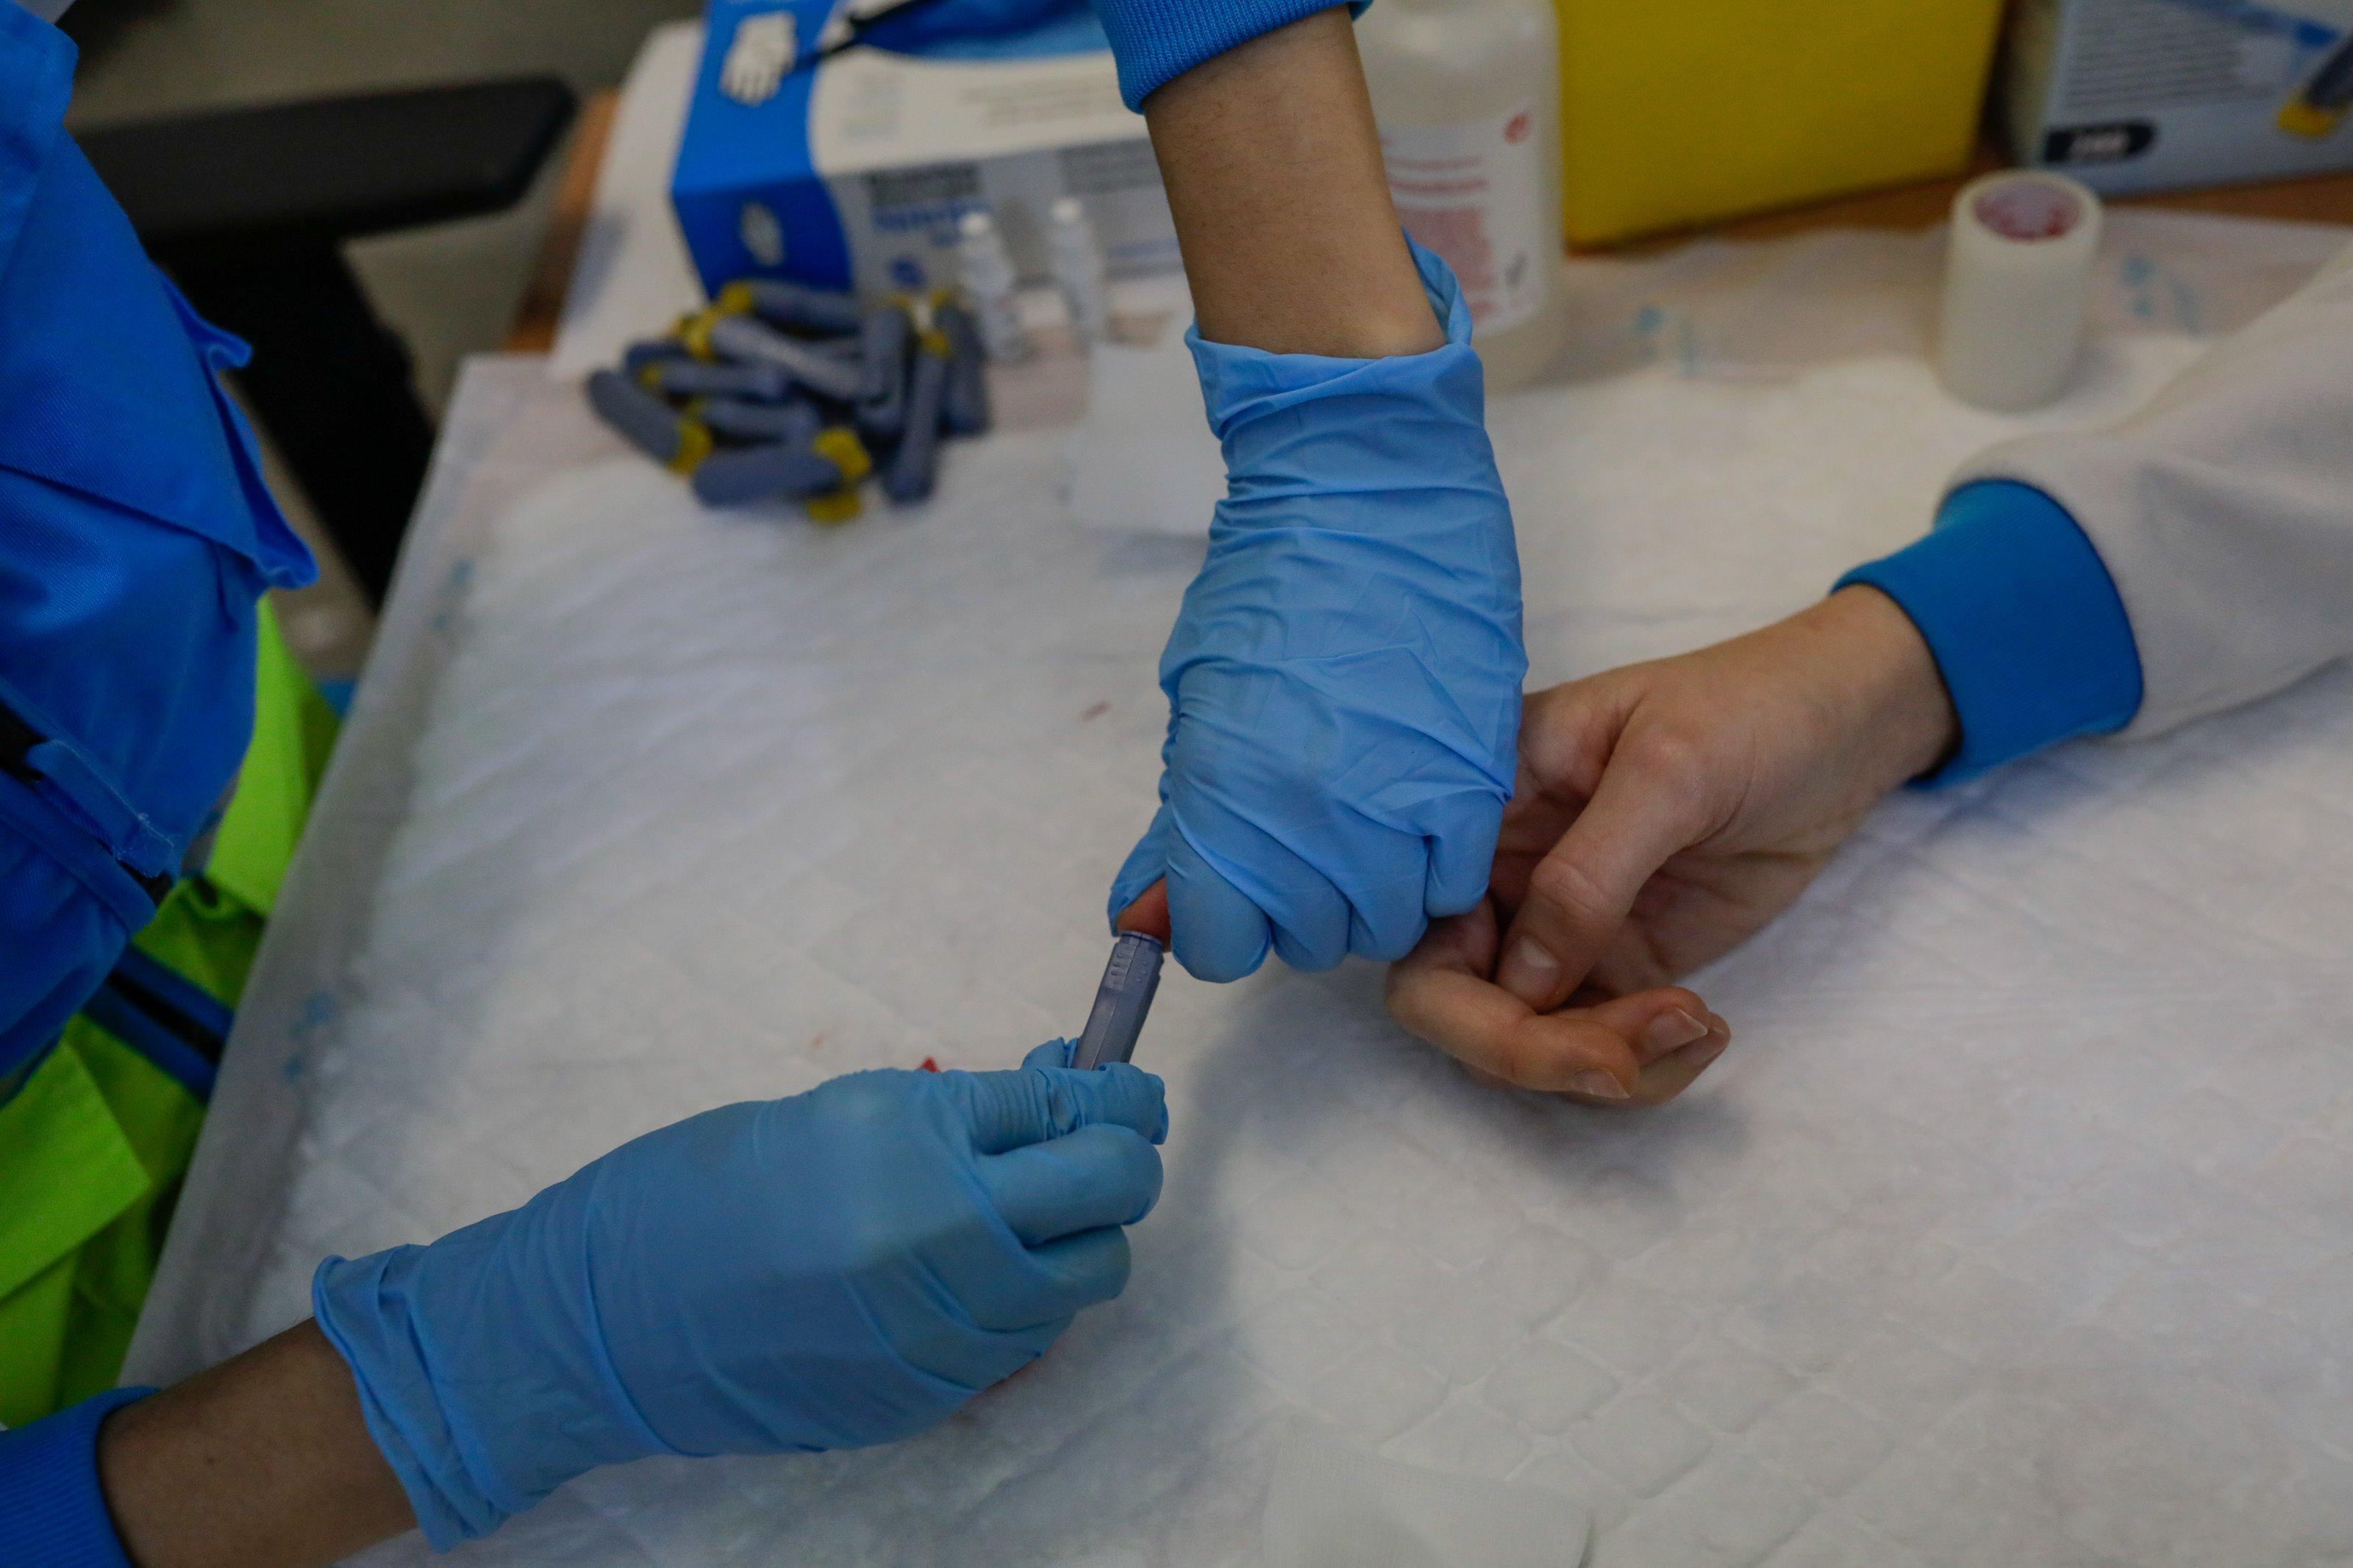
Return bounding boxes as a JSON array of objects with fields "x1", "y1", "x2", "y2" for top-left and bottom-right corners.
[
  {"x1": 1838, "y1": 479, "x2": 2143, "y2": 785},
  {"x1": 0, "y1": 828, "x2": 135, "y2": 1080},
  {"x1": 857, "y1": 0, "x2": 1108, "y2": 56},
  {"x1": 0, "y1": 1386, "x2": 154, "y2": 1568},
  {"x1": 0, "y1": 3, "x2": 315, "y2": 1080},
  {"x1": 1092, "y1": 0, "x2": 1363, "y2": 109}
]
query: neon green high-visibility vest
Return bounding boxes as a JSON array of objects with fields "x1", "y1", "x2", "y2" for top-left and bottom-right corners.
[{"x1": 0, "y1": 608, "x2": 335, "y2": 1426}]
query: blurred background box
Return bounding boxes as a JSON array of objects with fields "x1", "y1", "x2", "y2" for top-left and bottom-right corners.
[
  {"x1": 1554, "y1": 0, "x2": 2007, "y2": 246},
  {"x1": 671, "y1": 0, "x2": 1176, "y2": 298},
  {"x1": 2002, "y1": 0, "x2": 2353, "y2": 195}
]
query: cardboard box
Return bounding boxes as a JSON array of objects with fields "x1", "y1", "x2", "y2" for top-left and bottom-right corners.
[
  {"x1": 672, "y1": 0, "x2": 1179, "y2": 298},
  {"x1": 2001, "y1": 0, "x2": 2353, "y2": 193},
  {"x1": 1554, "y1": 0, "x2": 2007, "y2": 246}
]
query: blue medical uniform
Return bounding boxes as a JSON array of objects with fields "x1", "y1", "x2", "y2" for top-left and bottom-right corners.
[{"x1": 0, "y1": 8, "x2": 315, "y2": 1561}]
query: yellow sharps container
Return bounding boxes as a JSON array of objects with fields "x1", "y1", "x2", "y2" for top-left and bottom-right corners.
[{"x1": 1556, "y1": 0, "x2": 2007, "y2": 246}]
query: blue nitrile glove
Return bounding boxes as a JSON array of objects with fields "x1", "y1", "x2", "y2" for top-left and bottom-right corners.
[
  {"x1": 313, "y1": 1043, "x2": 1166, "y2": 1549},
  {"x1": 1110, "y1": 238, "x2": 1526, "y2": 982}
]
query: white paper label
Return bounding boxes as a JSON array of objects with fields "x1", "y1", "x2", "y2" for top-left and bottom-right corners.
[
  {"x1": 810, "y1": 47, "x2": 1138, "y2": 174},
  {"x1": 1380, "y1": 104, "x2": 1548, "y2": 334}
]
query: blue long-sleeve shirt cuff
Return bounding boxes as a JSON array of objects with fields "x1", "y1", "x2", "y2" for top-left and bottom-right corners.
[
  {"x1": 0, "y1": 1386, "x2": 155, "y2": 1567},
  {"x1": 1094, "y1": 0, "x2": 1357, "y2": 109},
  {"x1": 1838, "y1": 479, "x2": 2143, "y2": 786}
]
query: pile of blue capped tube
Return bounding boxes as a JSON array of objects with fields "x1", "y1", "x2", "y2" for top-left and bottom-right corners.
[{"x1": 586, "y1": 279, "x2": 992, "y2": 520}]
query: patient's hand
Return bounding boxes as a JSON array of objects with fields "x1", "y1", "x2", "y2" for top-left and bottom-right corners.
[
  {"x1": 1387, "y1": 898, "x2": 1729, "y2": 1103},
  {"x1": 1387, "y1": 587, "x2": 1955, "y2": 1102}
]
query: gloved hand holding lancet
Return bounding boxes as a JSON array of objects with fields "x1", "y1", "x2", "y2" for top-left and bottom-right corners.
[{"x1": 312, "y1": 1046, "x2": 1167, "y2": 1547}]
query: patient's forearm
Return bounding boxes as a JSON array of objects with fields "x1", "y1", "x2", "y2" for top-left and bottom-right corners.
[
  {"x1": 1141, "y1": 7, "x2": 1442, "y2": 359},
  {"x1": 99, "y1": 1320, "x2": 413, "y2": 1568}
]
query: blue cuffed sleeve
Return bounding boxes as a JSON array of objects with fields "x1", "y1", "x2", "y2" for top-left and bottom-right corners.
[
  {"x1": 1838, "y1": 479, "x2": 2143, "y2": 786},
  {"x1": 1093, "y1": 0, "x2": 1357, "y2": 109},
  {"x1": 0, "y1": 1387, "x2": 155, "y2": 1568}
]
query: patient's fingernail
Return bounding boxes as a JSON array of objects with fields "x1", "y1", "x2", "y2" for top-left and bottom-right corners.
[
  {"x1": 1499, "y1": 939, "x2": 1560, "y2": 1004},
  {"x1": 1643, "y1": 1009, "x2": 1711, "y2": 1054},
  {"x1": 1566, "y1": 1069, "x2": 1631, "y2": 1100}
]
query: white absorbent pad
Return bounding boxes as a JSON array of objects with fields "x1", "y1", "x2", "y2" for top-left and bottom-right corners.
[
  {"x1": 1060, "y1": 209, "x2": 2353, "y2": 542},
  {"x1": 153, "y1": 324, "x2": 2353, "y2": 1568},
  {"x1": 1263, "y1": 1421, "x2": 1589, "y2": 1567},
  {"x1": 1063, "y1": 329, "x2": 1225, "y2": 537}
]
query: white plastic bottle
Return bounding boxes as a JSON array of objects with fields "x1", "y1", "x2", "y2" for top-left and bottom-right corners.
[
  {"x1": 1047, "y1": 196, "x2": 1114, "y2": 348},
  {"x1": 1357, "y1": 0, "x2": 1567, "y2": 393},
  {"x1": 954, "y1": 209, "x2": 1032, "y2": 363}
]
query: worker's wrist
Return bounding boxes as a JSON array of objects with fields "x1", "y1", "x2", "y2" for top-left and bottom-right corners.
[
  {"x1": 1837, "y1": 480, "x2": 2143, "y2": 785},
  {"x1": 314, "y1": 1212, "x2": 684, "y2": 1550},
  {"x1": 1184, "y1": 236, "x2": 1482, "y2": 478},
  {"x1": 313, "y1": 1245, "x2": 538, "y2": 1549},
  {"x1": 1144, "y1": 12, "x2": 1443, "y2": 359},
  {"x1": 96, "y1": 1322, "x2": 416, "y2": 1568}
]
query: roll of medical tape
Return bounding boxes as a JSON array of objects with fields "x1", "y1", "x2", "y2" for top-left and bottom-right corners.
[{"x1": 1938, "y1": 171, "x2": 2103, "y2": 413}]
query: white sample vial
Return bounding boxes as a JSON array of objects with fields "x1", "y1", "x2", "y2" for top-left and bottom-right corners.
[
  {"x1": 1357, "y1": 0, "x2": 1567, "y2": 393},
  {"x1": 1047, "y1": 196, "x2": 1113, "y2": 347},
  {"x1": 954, "y1": 210, "x2": 1031, "y2": 363}
]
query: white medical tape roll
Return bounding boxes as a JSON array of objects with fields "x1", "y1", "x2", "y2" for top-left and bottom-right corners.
[{"x1": 1938, "y1": 170, "x2": 2103, "y2": 412}]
